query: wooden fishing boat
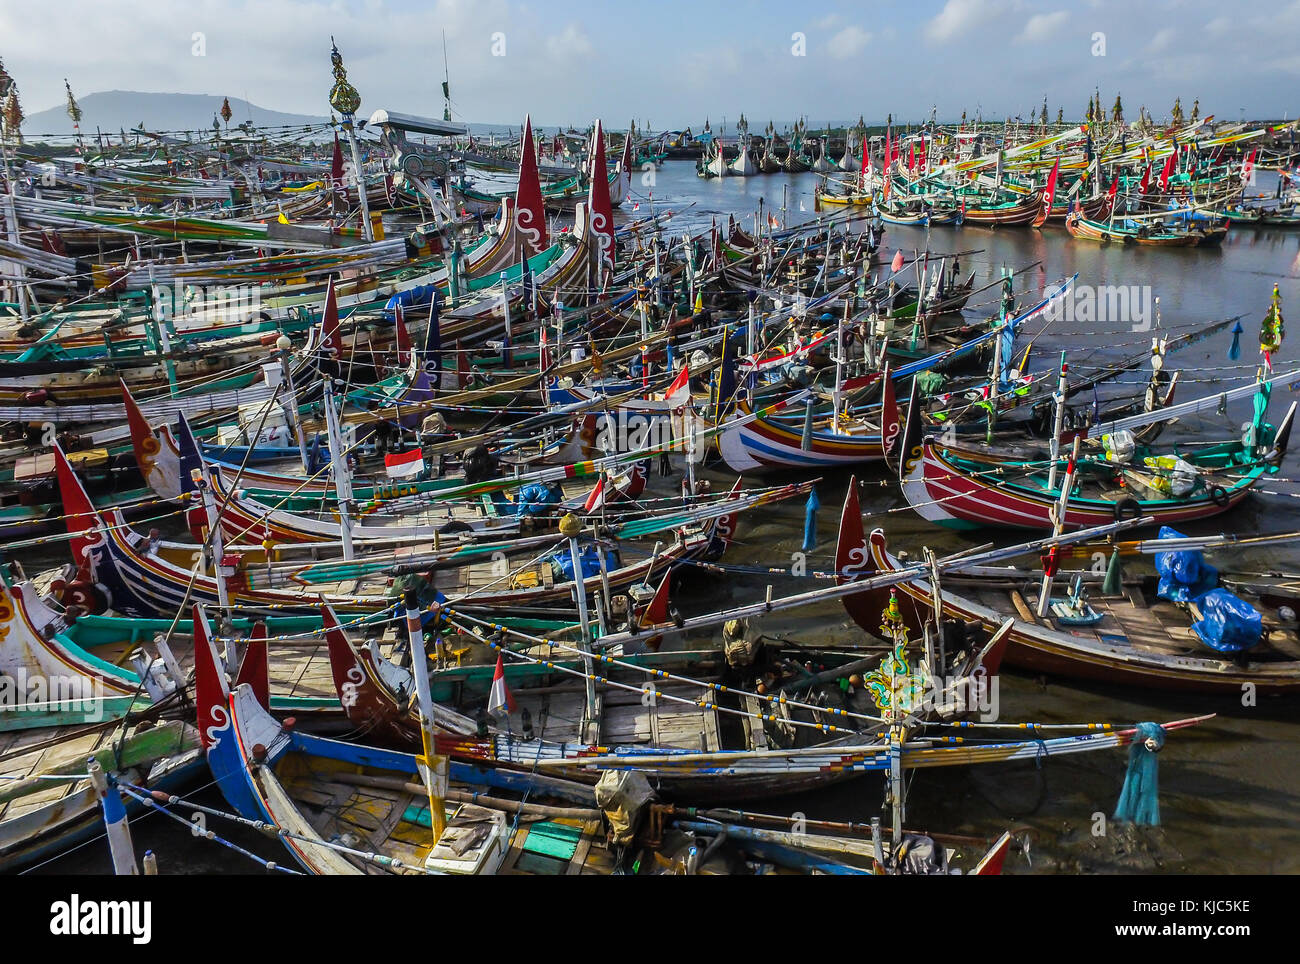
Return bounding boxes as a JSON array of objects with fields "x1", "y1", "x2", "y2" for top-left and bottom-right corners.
[
  {"x1": 1044, "y1": 192, "x2": 1111, "y2": 223},
  {"x1": 1064, "y1": 211, "x2": 1224, "y2": 246},
  {"x1": 718, "y1": 391, "x2": 897, "y2": 471},
  {"x1": 957, "y1": 192, "x2": 1043, "y2": 226},
  {"x1": 900, "y1": 369, "x2": 1295, "y2": 531},
  {"x1": 782, "y1": 150, "x2": 810, "y2": 173},
  {"x1": 729, "y1": 144, "x2": 758, "y2": 177},
  {"x1": 310, "y1": 575, "x2": 1203, "y2": 799},
  {"x1": 811, "y1": 139, "x2": 835, "y2": 174},
  {"x1": 875, "y1": 202, "x2": 962, "y2": 226},
  {"x1": 313, "y1": 602, "x2": 880, "y2": 801},
  {"x1": 190, "y1": 596, "x2": 1018, "y2": 874},
  {"x1": 0, "y1": 717, "x2": 203, "y2": 872},
  {"x1": 50, "y1": 436, "x2": 778, "y2": 620},
  {"x1": 817, "y1": 184, "x2": 873, "y2": 208},
  {"x1": 0, "y1": 562, "x2": 347, "y2": 731},
  {"x1": 190, "y1": 606, "x2": 618, "y2": 874},
  {"x1": 1224, "y1": 203, "x2": 1300, "y2": 228},
  {"x1": 836, "y1": 486, "x2": 1300, "y2": 695}
]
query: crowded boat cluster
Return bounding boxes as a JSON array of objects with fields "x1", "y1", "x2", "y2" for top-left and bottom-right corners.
[
  {"x1": 0, "y1": 44, "x2": 1298, "y2": 876},
  {"x1": 696, "y1": 100, "x2": 1299, "y2": 237}
]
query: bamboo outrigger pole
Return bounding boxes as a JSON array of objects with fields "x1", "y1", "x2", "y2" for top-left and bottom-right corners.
[
  {"x1": 560, "y1": 512, "x2": 600, "y2": 744},
  {"x1": 404, "y1": 591, "x2": 448, "y2": 843},
  {"x1": 321, "y1": 377, "x2": 356, "y2": 561}
]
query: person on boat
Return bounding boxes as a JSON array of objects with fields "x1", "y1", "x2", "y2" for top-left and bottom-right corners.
[
  {"x1": 513, "y1": 480, "x2": 562, "y2": 519},
  {"x1": 693, "y1": 306, "x2": 712, "y2": 337}
]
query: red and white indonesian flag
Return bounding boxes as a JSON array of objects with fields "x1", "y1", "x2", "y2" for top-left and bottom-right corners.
[
  {"x1": 384, "y1": 448, "x2": 424, "y2": 478},
  {"x1": 488, "y1": 653, "x2": 516, "y2": 717},
  {"x1": 583, "y1": 477, "x2": 606, "y2": 513},
  {"x1": 664, "y1": 365, "x2": 691, "y2": 407}
]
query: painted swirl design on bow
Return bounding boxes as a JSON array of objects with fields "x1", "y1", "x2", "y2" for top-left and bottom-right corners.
[
  {"x1": 516, "y1": 205, "x2": 543, "y2": 250},
  {"x1": 590, "y1": 209, "x2": 614, "y2": 270},
  {"x1": 901, "y1": 442, "x2": 925, "y2": 479},
  {"x1": 204, "y1": 702, "x2": 230, "y2": 750},
  {"x1": 839, "y1": 543, "x2": 870, "y2": 580}
]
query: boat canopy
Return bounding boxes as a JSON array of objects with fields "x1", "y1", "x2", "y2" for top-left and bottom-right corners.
[{"x1": 366, "y1": 109, "x2": 467, "y2": 137}]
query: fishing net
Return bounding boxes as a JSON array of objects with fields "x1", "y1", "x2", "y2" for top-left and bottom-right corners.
[{"x1": 1114, "y1": 722, "x2": 1166, "y2": 827}]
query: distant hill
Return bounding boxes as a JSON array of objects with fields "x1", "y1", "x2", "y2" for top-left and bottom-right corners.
[
  {"x1": 23, "y1": 91, "x2": 328, "y2": 136},
  {"x1": 22, "y1": 90, "x2": 551, "y2": 142}
]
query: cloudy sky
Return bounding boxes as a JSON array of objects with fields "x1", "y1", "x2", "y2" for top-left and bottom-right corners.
[{"x1": 2, "y1": 0, "x2": 1297, "y2": 128}]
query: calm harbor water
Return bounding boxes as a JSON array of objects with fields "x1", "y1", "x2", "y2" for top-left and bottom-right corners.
[{"x1": 31, "y1": 160, "x2": 1300, "y2": 874}]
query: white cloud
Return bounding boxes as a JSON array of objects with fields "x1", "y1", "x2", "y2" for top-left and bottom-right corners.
[
  {"x1": 545, "y1": 24, "x2": 592, "y2": 61},
  {"x1": 926, "y1": 0, "x2": 1000, "y2": 44},
  {"x1": 1148, "y1": 27, "x2": 1175, "y2": 51},
  {"x1": 1016, "y1": 10, "x2": 1068, "y2": 44},
  {"x1": 827, "y1": 26, "x2": 873, "y2": 59}
]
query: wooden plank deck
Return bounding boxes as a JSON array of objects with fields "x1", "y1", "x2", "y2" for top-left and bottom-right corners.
[
  {"x1": 0, "y1": 727, "x2": 111, "y2": 822},
  {"x1": 1090, "y1": 596, "x2": 1198, "y2": 655}
]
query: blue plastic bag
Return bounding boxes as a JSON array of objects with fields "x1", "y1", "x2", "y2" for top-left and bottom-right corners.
[
  {"x1": 1191, "y1": 588, "x2": 1262, "y2": 653},
  {"x1": 549, "y1": 544, "x2": 618, "y2": 581},
  {"x1": 513, "y1": 482, "x2": 561, "y2": 517},
  {"x1": 1154, "y1": 526, "x2": 1199, "y2": 581},
  {"x1": 1154, "y1": 526, "x2": 1218, "y2": 603}
]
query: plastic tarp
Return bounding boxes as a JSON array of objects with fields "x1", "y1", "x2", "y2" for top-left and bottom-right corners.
[
  {"x1": 890, "y1": 834, "x2": 950, "y2": 875},
  {"x1": 1154, "y1": 526, "x2": 1218, "y2": 603},
  {"x1": 512, "y1": 482, "x2": 561, "y2": 517},
  {"x1": 916, "y1": 370, "x2": 945, "y2": 395},
  {"x1": 1192, "y1": 588, "x2": 1262, "y2": 653},
  {"x1": 594, "y1": 770, "x2": 656, "y2": 846},
  {"x1": 383, "y1": 283, "x2": 439, "y2": 319},
  {"x1": 548, "y1": 543, "x2": 619, "y2": 581}
]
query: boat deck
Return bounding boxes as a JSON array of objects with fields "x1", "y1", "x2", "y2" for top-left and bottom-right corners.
[
  {"x1": 279, "y1": 753, "x2": 613, "y2": 875},
  {"x1": 0, "y1": 720, "x2": 198, "y2": 842},
  {"x1": 495, "y1": 678, "x2": 723, "y2": 751},
  {"x1": 0, "y1": 726, "x2": 120, "y2": 825},
  {"x1": 961, "y1": 578, "x2": 1300, "y2": 663}
]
